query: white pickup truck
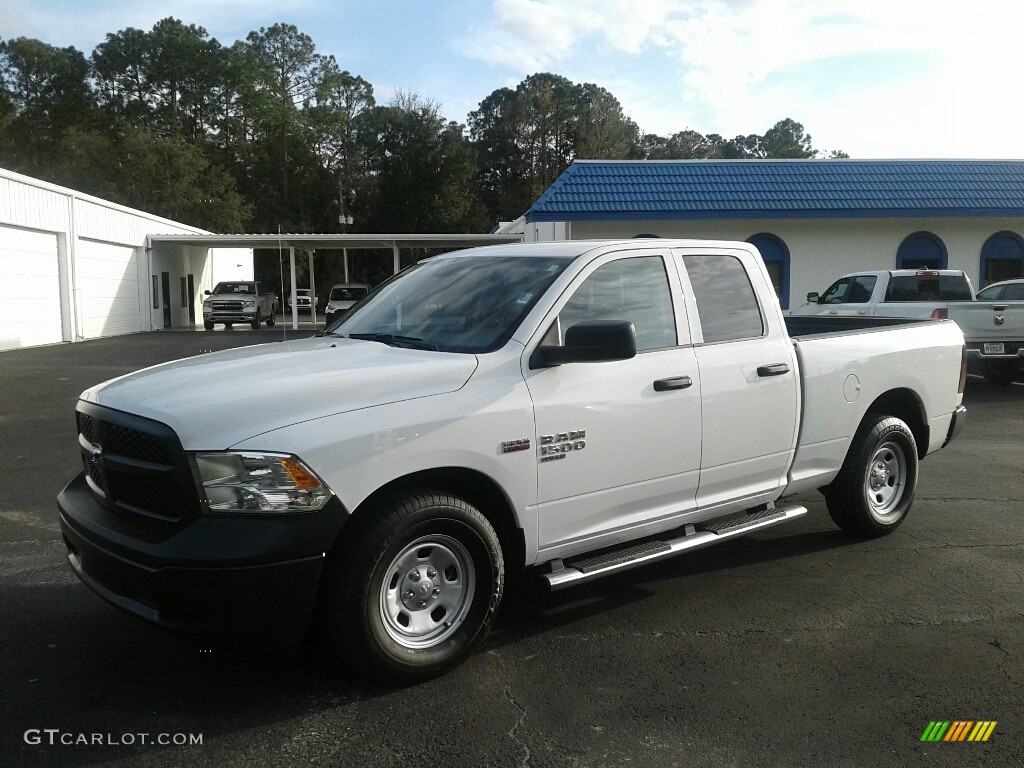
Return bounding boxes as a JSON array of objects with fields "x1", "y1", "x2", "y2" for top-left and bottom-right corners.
[
  {"x1": 58, "y1": 240, "x2": 967, "y2": 685},
  {"x1": 792, "y1": 269, "x2": 1023, "y2": 384},
  {"x1": 202, "y1": 280, "x2": 277, "y2": 330}
]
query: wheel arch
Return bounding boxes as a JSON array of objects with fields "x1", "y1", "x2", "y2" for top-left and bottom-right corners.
[
  {"x1": 864, "y1": 388, "x2": 928, "y2": 459},
  {"x1": 342, "y1": 467, "x2": 526, "y2": 575}
]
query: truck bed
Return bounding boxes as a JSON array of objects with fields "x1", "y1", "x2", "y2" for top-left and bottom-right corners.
[{"x1": 784, "y1": 315, "x2": 928, "y2": 338}]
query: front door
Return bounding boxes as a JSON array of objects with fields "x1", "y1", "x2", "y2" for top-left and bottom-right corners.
[
  {"x1": 161, "y1": 272, "x2": 172, "y2": 328},
  {"x1": 186, "y1": 274, "x2": 196, "y2": 325},
  {"x1": 524, "y1": 250, "x2": 702, "y2": 554}
]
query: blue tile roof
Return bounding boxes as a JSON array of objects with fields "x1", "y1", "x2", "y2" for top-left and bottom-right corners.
[{"x1": 524, "y1": 160, "x2": 1024, "y2": 222}]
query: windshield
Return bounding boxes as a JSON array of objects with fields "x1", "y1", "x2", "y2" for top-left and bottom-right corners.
[
  {"x1": 213, "y1": 282, "x2": 255, "y2": 295},
  {"x1": 330, "y1": 287, "x2": 369, "y2": 301},
  {"x1": 325, "y1": 255, "x2": 572, "y2": 353}
]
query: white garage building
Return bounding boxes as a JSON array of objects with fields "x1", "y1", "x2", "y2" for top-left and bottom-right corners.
[
  {"x1": 504, "y1": 159, "x2": 1024, "y2": 310},
  {"x1": 0, "y1": 168, "x2": 252, "y2": 352}
]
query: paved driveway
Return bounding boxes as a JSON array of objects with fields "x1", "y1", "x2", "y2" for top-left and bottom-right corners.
[{"x1": 1, "y1": 332, "x2": 1021, "y2": 767}]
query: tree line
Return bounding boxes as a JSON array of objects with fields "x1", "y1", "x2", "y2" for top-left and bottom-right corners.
[{"x1": 0, "y1": 18, "x2": 847, "y2": 237}]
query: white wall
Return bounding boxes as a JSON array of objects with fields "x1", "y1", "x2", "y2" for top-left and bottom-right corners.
[
  {"x1": 568, "y1": 216, "x2": 1024, "y2": 303},
  {"x1": 0, "y1": 168, "x2": 212, "y2": 347}
]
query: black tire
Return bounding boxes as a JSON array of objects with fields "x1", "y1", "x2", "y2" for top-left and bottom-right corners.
[
  {"x1": 824, "y1": 414, "x2": 918, "y2": 538},
  {"x1": 320, "y1": 491, "x2": 504, "y2": 685},
  {"x1": 983, "y1": 360, "x2": 1017, "y2": 386},
  {"x1": 266, "y1": 307, "x2": 276, "y2": 327},
  {"x1": 250, "y1": 310, "x2": 261, "y2": 330},
  {"x1": 203, "y1": 320, "x2": 214, "y2": 331}
]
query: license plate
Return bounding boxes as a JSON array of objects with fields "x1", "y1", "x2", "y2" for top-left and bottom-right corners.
[{"x1": 983, "y1": 343, "x2": 1005, "y2": 354}]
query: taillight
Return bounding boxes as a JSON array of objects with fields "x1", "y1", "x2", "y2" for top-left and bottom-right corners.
[
  {"x1": 931, "y1": 308, "x2": 948, "y2": 320},
  {"x1": 959, "y1": 345, "x2": 967, "y2": 394}
]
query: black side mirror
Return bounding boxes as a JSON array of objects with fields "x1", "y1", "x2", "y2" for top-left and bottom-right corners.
[
  {"x1": 806, "y1": 291, "x2": 819, "y2": 304},
  {"x1": 531, "y1": 320, "x2": 637, "y2": 369},
  {"x1": 204, "y1": 290, "x2": 211, "y2": 296}
]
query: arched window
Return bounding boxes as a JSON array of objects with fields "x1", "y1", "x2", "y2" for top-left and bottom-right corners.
[
  {"x1": 746, "y1": 233, "x2": 790, "y2": 308},
  {"x1": 980, "y1": 231, "x2": 1024, "y2": 287},
  {"x1": 897, "y1": 231, "x2": 947, "y2": 269}
]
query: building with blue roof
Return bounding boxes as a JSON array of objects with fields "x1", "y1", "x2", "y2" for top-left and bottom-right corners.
[{"x1": 501, "y1": 159, "x2": 1024, "y2": 308}]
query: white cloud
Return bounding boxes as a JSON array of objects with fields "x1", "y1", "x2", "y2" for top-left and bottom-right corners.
[{"x1": 458, "y1": 0, "x2": 1024, "y2": 156}]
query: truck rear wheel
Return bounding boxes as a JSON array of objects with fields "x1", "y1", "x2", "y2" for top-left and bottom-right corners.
[
  {"x1": 266, "y1": 307, "x2": 276, "y2": 327},
  {"x1": 320, "y1": 491, "x2": 504, "y2": 685},
  {"x1": 824, "y1": 415, "x2": 918, "y2": 538}
]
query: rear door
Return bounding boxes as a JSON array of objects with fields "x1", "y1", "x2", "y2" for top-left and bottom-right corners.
[{"x1": 673, "y1": 248, "x2": 800, "y2": 509}]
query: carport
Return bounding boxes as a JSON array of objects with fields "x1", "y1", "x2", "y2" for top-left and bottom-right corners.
[{"x1": 146, "y1": 233, "x2": 523, "y2": 329}]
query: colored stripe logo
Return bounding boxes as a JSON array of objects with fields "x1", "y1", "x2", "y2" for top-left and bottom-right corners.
[{"x1": 920, "y1": 721, "x2": 997, "y2": 742}]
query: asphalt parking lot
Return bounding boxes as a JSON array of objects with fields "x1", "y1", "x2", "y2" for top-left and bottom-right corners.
[{"x1": 1, "y1": 330, "x2": 1021, "y2": 768}]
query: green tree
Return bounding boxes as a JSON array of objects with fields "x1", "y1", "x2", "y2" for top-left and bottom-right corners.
[
  {"x1": 0, "y1": 37, "x2": 95, "y2": 174},
  {"x1": 469, "y1": 72, "x2": 641, "y2": 222},
  {"x1": 355, "y1": 94, "x2": 484, "y2": 233},
  {"x1": 58, "y1": 127, "x2": 251, "y2": 230}
]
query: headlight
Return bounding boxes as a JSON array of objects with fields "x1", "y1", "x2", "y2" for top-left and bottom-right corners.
[
  {"x1": 242, "y1": 300, "x2": 256, "y2": 308},
  {"x1": 192, "y1": 452, "x2": 332, "y2": 514}
]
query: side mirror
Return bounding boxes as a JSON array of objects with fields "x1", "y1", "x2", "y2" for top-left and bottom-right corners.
[
  {"x1": 806, "y1": 292, "x2": 820, "y2": 304},
  {"x1": 204, "y1": 290, "x2": 211, "y2": 296},
  {"x1": 531, "y1": 320, "x2": 637, "y2": 369}
]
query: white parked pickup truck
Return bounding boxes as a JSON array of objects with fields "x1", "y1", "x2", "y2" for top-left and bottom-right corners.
[
  {"x1": 202, "y1": 280, "x2": 277, "y2": 330},
  {"x1": 790, "y1": 269, "x2": 975, "y2": 319},
  {"x1": 792, "y1": 269, "x2": 1023, "y2": 384},
  {"x1": 58, "y1": 240, "x2": 967, "y2": 685}
]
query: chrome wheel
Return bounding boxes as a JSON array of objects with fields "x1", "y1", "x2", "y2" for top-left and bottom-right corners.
[
  {"x1": 377, "y1": 534, "x2": 476, "y2": 650},
  {"x1": 864, "y1": 440, "x2": 906, "y2": 519}
]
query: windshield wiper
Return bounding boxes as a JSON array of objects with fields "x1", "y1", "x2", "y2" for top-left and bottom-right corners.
[{"x1": 346, "y1": 333, "x2": 439, "y2": 351}]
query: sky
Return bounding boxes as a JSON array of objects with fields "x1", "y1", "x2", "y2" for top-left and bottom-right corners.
[{"x1": 2, "y1": 0, "x2": 1021, "y2": 159}]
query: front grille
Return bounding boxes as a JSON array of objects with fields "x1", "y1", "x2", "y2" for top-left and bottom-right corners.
[
  {"x1": 212, "y1": 301, "x2": 244, "y2": 311},
  {"x1": 77, "y1": 403, "x2": 197, "y2": 525}
]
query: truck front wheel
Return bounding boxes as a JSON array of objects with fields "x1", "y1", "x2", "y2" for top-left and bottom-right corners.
[
  {"x1": 250, "y1": 310, "x2": 261, "y2": 330},
  {"x1": 825, "y1": 415, "x2": 918, "y2": 538},
  {"x1": 320, "y1": 491, "x2": 504, "y2": 685}
]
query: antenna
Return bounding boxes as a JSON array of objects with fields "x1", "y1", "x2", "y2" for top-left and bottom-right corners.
[{"x1": 278, "y1": 225, "x2": 287, "y2": 341}]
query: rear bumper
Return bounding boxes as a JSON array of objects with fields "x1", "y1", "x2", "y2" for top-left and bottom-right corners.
[
  {"x1": 58, "y1": 473, "x2": 347, "y2": 639},
  {"x1": 943, "y1": 405, "x2": 967, "y2": 449}
]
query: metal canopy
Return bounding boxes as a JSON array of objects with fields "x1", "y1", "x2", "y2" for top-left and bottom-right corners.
[
  {"x1": 146, "y1": 233, "x2": 524, "y2": 330},
  {"x1": 146, "y1": 233, "x2": 523, "y2": 249}
]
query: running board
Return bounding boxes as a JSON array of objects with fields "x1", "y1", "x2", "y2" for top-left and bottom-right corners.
[{"x1": 542, "y1": 503, "x2": 807, "y2": 591}]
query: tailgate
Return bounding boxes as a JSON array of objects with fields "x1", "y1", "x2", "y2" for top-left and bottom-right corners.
[{"x1": 948, "y1": 302, "x2": 1024, "y2": 348}]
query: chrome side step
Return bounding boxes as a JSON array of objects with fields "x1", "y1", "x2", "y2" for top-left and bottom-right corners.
[{"x1": 542, "y1": 503, "x2": 807, "y2": 590}]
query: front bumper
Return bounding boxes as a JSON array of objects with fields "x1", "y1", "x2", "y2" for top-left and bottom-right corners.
[
  {"x1": 205, "y1": 312, "x2": 257, "y2": 322},
  {"x1": 58, "y1": 472, "x2": 348, "y2": 639}
]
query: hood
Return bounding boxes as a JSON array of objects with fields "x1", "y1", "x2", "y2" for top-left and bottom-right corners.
[{"x1": 82, "y1": 338, "x2": 478, "y2": 449}]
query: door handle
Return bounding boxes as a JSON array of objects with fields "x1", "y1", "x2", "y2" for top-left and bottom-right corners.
[
  {"x1": 653, "y1": 376, "x2": 693, "y2": 391},
  {"x1": 757, "y1": 363, "x2": 790, "y2": 377}
]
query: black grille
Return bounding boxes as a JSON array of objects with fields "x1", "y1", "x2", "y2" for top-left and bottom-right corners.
[
  {"x1": 213, "y1": 300, "x2": 244, "y2": 311},
  {"x1": 77, "y1": 412, "x2": 94, "y2": 442},
  {"x1": 77, "y1": 403, "x2": 196, "y2": 525},
  {"x1": 105, "y1": 423, "x2": 174, "y2": 464}
]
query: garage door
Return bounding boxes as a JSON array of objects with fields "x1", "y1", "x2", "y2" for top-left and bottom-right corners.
[
  {"x1": 0, "y1": 226, "x2": 62, "y2": 351},
  {"x1": 77, "y1": 239, "x2": 140, "y2": 339}
]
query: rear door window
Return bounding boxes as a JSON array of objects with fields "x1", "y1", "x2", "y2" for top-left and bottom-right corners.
[{"x1": 682, "y1": 254, "x2": 764, "y2": 343}]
